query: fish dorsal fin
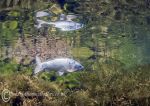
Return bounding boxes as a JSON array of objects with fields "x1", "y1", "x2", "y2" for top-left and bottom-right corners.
[
  {"x1": 35, "y1": 55, "x2": 41, "y2": 65},
  {"x1": 45, "y1": 58, "x2": 53, "y2": 62}
]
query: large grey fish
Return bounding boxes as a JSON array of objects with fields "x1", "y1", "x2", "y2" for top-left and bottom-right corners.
[{"x1": 32, "y1": 56, "x2": 84, "y2": 76}]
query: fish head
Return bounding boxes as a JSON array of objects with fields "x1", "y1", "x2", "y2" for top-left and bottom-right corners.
[
  {"x1": 74, "y1": 62, "x2": 84, "y2": 71},
  {"x1": 67, "y1": 59, "x2": 84, "y2": 72}
]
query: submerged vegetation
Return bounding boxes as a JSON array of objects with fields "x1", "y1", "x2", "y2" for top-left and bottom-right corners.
[
  {"x1": 0, "y1": 64, "x2": 150, "y2": 105},
  {"x1": 0, "y1": 0, "x2": 150, "y2": 105}
]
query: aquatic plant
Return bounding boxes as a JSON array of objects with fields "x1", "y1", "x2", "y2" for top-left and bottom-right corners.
[{"x1": 0, "y1": 64, "x2": 149, "y2": 105}]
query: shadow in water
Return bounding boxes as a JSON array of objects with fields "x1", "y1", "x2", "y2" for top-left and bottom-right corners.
[
  {"x1": 56, "y1": 0, "x2": 80, "y2": 13},
  {"x1": 57, "y1": 0, "x2": 66, "y2": 9}
]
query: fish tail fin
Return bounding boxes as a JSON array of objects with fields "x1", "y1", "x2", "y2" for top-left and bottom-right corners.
[
  {"x1": 32, "y1": 55, "x2": 42, "y2": 76},
  {"x1": 36, "y1": 55, "x2": 41, "y2": 66}
]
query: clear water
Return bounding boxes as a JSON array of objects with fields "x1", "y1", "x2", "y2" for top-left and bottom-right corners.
[{"x1": 0, "y1": 0, "x2": 150, "y2": 105}]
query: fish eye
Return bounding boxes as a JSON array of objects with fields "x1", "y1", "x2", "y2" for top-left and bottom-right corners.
[
  {"x1": 80, "y1": 65, "x2": 84, "y2": 69},
  {"x1": 78, "y1": 65, "x2": 81, "y2": 67}
]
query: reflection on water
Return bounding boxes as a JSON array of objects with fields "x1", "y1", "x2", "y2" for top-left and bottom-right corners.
[
  {"x1": 0, "y1": 1, "x2": 150, "y2": 71},
  {"x1": 34, "y1": 12, "x2": 84, "y2": 31}
]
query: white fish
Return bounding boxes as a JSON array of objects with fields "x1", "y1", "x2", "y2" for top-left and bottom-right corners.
[
  {"x1": 35, "y1": 19, "x2": 84, "y2": 31},
  {"x1": 32, "y1": 56, "x2": 84, "y2": 76},
  {"x1": 36, "y1": 11, "x2": 50, "y2": 18}
]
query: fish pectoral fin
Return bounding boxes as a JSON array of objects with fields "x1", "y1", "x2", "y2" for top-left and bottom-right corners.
[
  {"x1": 57, "y1": 71, "x2": 64, "y2": 76},
  {"x1": 67, "y1": 69, "x2": 74, "y2": 72},
  {"x1": 60, "y1": 28, "x2": 66, "y2": 31}
]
